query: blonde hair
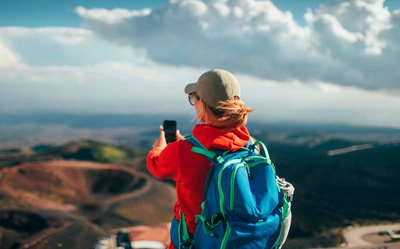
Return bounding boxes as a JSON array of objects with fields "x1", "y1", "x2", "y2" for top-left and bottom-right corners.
[{"x1": 200, "y1": 97, "x2": 255, "y2": 130}]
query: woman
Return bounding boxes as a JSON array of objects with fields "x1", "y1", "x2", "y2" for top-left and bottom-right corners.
[{"x1": 146, "y1": 69, "x2": 255, "y2": 249}]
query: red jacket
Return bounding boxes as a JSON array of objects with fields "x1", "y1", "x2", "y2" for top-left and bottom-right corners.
[{"x1": 146, "y1": 124, "x2": 251, "y2": 235}]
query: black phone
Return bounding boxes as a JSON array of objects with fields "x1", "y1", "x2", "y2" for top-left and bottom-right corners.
[{"x1": 163, "y1": 120, "x2": 177, "y2": 144}]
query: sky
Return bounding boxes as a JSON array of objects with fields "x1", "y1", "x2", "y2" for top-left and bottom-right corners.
[{"x1": 1, "y1": 0, "x2": 400, "y2": 128}]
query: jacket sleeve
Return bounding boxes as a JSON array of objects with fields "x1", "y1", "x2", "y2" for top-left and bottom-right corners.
[{"x1": 146, "y1": 141, "x2": 180, "y2": 181}]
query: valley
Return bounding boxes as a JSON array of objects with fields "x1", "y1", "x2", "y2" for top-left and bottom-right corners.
[{"x1": 1, "y1": 113, "x2": 400, "y2": 248}]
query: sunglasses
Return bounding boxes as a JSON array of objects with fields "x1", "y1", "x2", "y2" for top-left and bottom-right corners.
[{"x1": 188, "y1": 92, "x2": 200, "y2": 106}]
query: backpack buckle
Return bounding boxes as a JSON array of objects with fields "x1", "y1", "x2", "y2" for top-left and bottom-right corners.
[
  {"x1": 180, "y1": 238, "x2": 194, "y2": 248},
  {"x1": 213, "y1": 155, "x2": 224, "y2": 164}
]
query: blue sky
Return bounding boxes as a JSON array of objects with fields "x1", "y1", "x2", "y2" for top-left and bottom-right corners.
[
  {"x1": 2, "y1": 0, "x2": 399, "y2": 27},
  {"x1": 1, "y1": 0, "x2": 400, "y2": 128},
  {"x1": 0, "y1": 0, "x2": 168, "y2": 27}
]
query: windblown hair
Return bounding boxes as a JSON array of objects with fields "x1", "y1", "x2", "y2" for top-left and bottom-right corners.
[{"x1": 201, "y1": 96, "x2": 255, "y2": 130}]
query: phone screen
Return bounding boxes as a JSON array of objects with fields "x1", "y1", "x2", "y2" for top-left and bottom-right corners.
[{"x1": 163, "y1": 120, "x2": 177, "y2": 143}]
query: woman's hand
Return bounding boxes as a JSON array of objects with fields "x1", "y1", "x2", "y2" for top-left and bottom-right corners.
[
  {"x1": 152, "y1": 126, "x2": 167, "y2": 149},
  {"x1": 152, "y1": 126, "x2": 184, "y2": 149},
  {"x1": 175, "y1": 128, "x2": 184, "y2": 141}
]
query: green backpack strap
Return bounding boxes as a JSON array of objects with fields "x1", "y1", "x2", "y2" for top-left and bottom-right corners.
[
  {"x1": 252, "y1": 140, "x2": 272, "y2": 164},
  {"x1": 184, "y1": 135, "x2": 228, "y2": 164},
  {"x1": 178, "y1": 211, "x2": 194, "y2": 248},
  {"x1": 250, "y1": 139, "x2": 276, "y2": 173}
]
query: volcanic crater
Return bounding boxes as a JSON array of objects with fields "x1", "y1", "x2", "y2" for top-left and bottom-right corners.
[{"x1": 0, "y1": 160, "x2": 150, "y2": 213}]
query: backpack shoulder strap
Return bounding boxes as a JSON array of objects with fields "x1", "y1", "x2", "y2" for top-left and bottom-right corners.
[
  {"x1": 247, "y1": 138, "x2": 273, "y2": 167},
  {"x1": 184, "y1": 135, "x2": 227, "y2": 164}
]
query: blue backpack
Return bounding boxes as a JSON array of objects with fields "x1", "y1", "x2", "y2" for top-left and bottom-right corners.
[{"x1": 171, "y1": 135, "x2": 294, "y2": 249}]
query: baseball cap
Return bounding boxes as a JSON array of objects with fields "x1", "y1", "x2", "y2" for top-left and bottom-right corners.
[{"x1": 184, "y1": 69, "x2": 241, "y2": 107}]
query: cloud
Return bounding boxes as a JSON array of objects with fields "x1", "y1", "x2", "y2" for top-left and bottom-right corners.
[
  {"x1": 0, "y1": 1, "x2": 399, "y2": 128},
  {"x1": 0, "y1": 27, "x2": 93, "y2": 45},
  {"x1": 75, "y1": 0, "x2": 400, "y2": 92},
  {"x1": 75, "y1": 6, "x2": 152, "y2": 25},
  {"x1": 0, "y1": 41, "x2": 21, "y2": 68},
  {"x1": 0, "y1": 59, "x2": 198, "y2": 114},
  {"x1": 0, "y1": 27, "x2": 150, "y2": 67},
  {"x1": 0, "y1": 27, "x2": 204, "y2": 114}
]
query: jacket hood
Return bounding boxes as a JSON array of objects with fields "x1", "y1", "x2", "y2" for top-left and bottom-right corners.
[{"x1": 192, "y1": 124, "x2": 250, "y2": 151}]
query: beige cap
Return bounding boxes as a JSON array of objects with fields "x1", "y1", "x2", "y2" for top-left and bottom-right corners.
[{"x1": 184, "y1": 69, "x2": 241, "y2": 107}]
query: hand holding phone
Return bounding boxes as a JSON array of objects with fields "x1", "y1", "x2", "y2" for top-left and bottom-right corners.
[{"x1": 163, "y1": 120, "x2": 177, "y2": 144}]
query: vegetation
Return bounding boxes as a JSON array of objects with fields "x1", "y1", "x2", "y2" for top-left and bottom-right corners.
[
  {"x1": 91, "y1": 145, "x2": 127, "y2": 163},
  {"x1": 1, "y1": 127, "x2": 400, "y2": 248},
  {"x1": 256, "y1": 133, "x2": 400, "y2": 247},
  {"x1": 49, "y1": 139, "x2": 147, "y2": 163}
]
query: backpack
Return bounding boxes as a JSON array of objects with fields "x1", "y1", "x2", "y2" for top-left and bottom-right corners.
[{"x1": 171, "y1": 135, "x2": 294, "y2": 249}]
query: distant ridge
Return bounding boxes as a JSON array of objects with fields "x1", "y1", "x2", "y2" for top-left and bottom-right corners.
[{"x1": 1, "y1": 112, "x2": 399, "y2": 141}]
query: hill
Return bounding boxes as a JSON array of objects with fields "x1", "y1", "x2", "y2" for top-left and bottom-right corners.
[
  {"x1": 0, "y1": 132, "x2": 400, "y2": 248},
  {"x1": 264, "y1": 137, "x2": 400, "y2": 248},
  {"x1": 0, "y1": 141, "x2": 176, "y2": 249}
]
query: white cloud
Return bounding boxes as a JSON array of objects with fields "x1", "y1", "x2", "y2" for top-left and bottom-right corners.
[
  {"x1": 0, "y1": 27, "x2": 203, "y2": 114},
  {"x1": 0, "y1": 41, "x2": 21, "y2": 68},
  {"x1": 0, "y1": 27, "x2": 149, "y2": 66},
  {"x1": 0, "y1": 0, "x2": 399, "y2": 129},
  {"x1": 236, "y1": 73, "x2": 400, "y2": 128},
  {"x1": 74, "y1": 0, "x2": 399, "y2": 92},
  {"x1": 75, "y1": 6, "x2": 152, "y2": 24},
  {"x1": 0, "y1": 27, "x2": 93, "y2": 46},
  {"x1": 0, "y1": 60, "x2": 198, "y2": 114},
  {"x1": 213, "y1": 2, "x2": 230, "y2": 17},
  {"x1": 1, "y1": 50, "x2": 399, "y2": 129}
]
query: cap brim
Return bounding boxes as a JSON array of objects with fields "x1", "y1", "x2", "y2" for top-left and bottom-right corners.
[{"x1": 184, "y1": 83, "x2": 197, "y2": 94}]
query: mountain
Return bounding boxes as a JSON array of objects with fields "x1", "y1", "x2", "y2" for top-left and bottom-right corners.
[{"x1": 0, "y1": 119, "x2": 400, "y2": 248}]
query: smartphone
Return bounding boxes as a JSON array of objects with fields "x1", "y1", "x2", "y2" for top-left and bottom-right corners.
[{"x1": 163, "y1": 120, "x2": 177, "y2": 144}]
